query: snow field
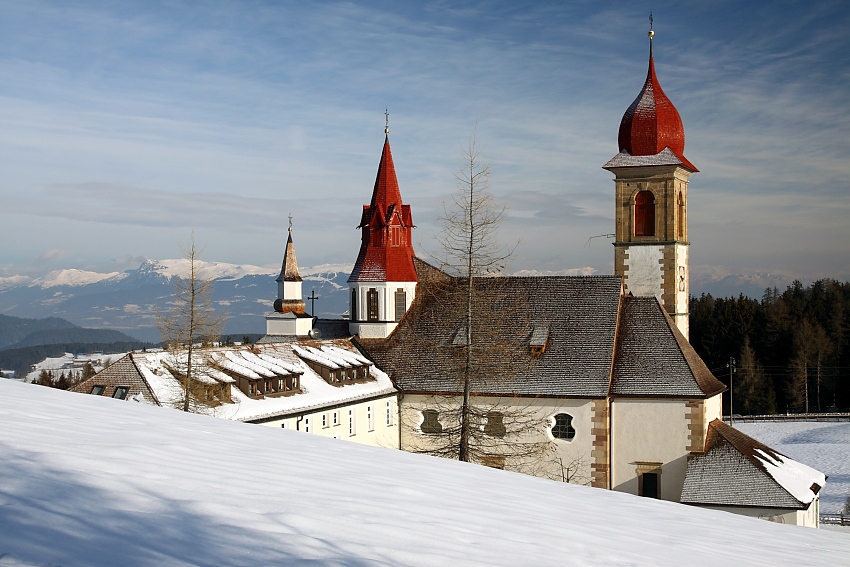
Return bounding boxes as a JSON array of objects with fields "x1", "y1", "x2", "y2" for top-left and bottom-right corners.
[{"x1": 1, "y1": 380, "x2": 849, "y2": 566}]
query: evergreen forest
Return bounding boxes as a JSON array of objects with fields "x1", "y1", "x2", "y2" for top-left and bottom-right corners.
[{"x1": 690, "y1": 279, "x2": 850, "y2": 415}]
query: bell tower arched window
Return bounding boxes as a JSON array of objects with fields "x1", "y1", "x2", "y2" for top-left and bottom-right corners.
[
  {"x1": 634, "y1": 191, "x2": 655, "y2": 237},
  {"x1": 677, "y1": 191, "x2": 685, "y2": 239}
]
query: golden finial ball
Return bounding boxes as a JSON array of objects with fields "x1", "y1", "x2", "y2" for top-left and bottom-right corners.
[{"x1": 648, "y1": 30, "x2": 655, "y2": 38}]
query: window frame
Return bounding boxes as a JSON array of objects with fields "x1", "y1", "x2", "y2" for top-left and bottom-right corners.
[
  {"x1": 634, "y1": 190, "x2": 656, "y2": 237},
  {"x1": 394, "y1": 289, "x2": 406, "y2": 322},
  {"x1": 551, "y1": 413, "x2": 576, "y2": 441},
  {"x1": 420, "y1": 409, "x2": 442, "y2": 434},
  {"x1": 90, "y1": 385, "x2": 105, "y2": 396},
  {"x1": 367, "y1": 288, "x2": 379, "y2": 322},
  {"x1": 112, "y1": 386, "x2": 129, "y2": 400}
]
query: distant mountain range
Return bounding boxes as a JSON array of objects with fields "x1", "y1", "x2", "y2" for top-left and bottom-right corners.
[
  {"x1": 0, "y1": 314, "x2": 140, "y2": 350},
  {"x1": 0, "y1": 258, "x2": 810, "y2": 344},
  {"x1": 0, "y1": 260, "x2": 352, "y2": 343}
]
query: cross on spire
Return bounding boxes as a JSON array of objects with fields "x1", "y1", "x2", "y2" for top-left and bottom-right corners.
[
  {"x1": 288, "y1": 213, "x2": 293, "y2": 233},
  {"x1": 384, "y1": 108, "x2": 390, "y2": 135},
  {"x1": 308, "y1": 289, "x2": 319, "y2": 316}
]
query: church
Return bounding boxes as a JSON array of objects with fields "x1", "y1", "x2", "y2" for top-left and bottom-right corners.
[{"x1": 73, "y1": 29, "x2": 825, "y2": 527}]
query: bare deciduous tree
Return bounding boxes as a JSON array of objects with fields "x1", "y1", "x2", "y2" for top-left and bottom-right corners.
[
  {"x1": 436, "y1": 132, "x2": 514, "y2": 462},
  {"x1": 158, "y1": 236, "x2": 226, "y2": 412}
]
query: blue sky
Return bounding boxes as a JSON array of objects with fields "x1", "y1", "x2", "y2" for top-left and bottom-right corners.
[{"x1": 1, "y1": 0, "x2": 848, "y2": 286}]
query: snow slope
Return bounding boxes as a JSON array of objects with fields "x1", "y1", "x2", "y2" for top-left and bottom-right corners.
[
  {"x1": 737, "y1": 420, "x2": 850, "y2": 514},
  {"x1": 1, "y1": 380, "x2": 848, "y2": 567}
]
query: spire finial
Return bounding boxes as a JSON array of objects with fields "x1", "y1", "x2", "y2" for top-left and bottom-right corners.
[
  {"x1": 384, "y1": 108, "x2": 390, "y2": 135},
  {"x1": 288, "y1": 213, "x2": 293, "y2": 233},
  {"x1": 648, "y1": 12, "x2": 654, "y2": 56}
]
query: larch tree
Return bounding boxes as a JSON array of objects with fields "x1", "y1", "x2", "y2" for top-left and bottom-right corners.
[{"x1": 158, "y1": 236, "x2": 226, "y2": 412}]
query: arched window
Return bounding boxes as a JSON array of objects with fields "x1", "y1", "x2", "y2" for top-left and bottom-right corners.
[
  {"x1": 677, "y1": 191, "x2": 685, "y2": 238},
  {"x1": 552, "y1": 413, "x2": 575, "y2": 440},
  {"x1": 634, "y1": 191, "x2": 655, "y2": 237}
]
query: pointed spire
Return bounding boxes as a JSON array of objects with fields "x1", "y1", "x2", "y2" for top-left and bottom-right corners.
[
  {"x1": 348, "y1": 127, "x2": 417, "y2": 284},
  {"x1": 370, "y1": 132, "x2": 403, "y2": 211},
  {"x1": 276, "y1": 216, "x2": 302, "y2": 283}
]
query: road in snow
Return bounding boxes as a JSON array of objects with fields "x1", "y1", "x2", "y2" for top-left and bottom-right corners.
[{"x1": 1, "y1": 380, "x2": 849, "y2": 566}]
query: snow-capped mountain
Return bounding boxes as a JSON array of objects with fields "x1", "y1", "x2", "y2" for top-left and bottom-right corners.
[{"x1": 0, "y1": 260, "x2": 352, "y2": 342}]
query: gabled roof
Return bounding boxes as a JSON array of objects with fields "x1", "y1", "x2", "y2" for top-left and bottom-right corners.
[
  {"x1": 611, "y1": 38, "x2": 697, "y2": 172},
  {"x1": 681, "y1": 420, "x2": 826, "y2": 509},
  {"x1": 348, "y1": 136, "x2": 417, "y2": 283},
  {"x1": 360, "y1": 261, "x2": 622, "y2": 397},
  {"x1": 360, "y1": 261, "x2": 724, "y2": 400},
  {"x1": 610, "y1": 296, "x2": 725, "y2": 397},
  {"x1": 276, "y1": 232, "x2": 302, "y2": 283},
  {"x1": 71, "y1": 353, "x2": 159, "y2": 404}
]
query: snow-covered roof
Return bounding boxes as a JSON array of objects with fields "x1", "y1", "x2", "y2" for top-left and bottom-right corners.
[
  {"x1": 82, "y1": 341, "x2": 397, "y2": 423},
  {"x1": 681, "y1": 420, "x2": 826, "y2": 509}
]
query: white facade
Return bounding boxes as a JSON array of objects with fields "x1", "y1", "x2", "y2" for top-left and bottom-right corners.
[
  {"x1": 257, "y1": 395, "x2": 400, "y2": 449},
  {"x1": 610, "y1": 394, "x2": 721, "y2": 501},
  {"x1": 349, "y1": 281, "x2": 417, "y2": 339},
  {"x1": 265, "y1": 311, "x2": 314, "y2": 337},
  {"x1": 280, "y1": 280, "x2": 302, "y2": 302},
  {"x1": 622, "y1": 244, "x2": 664, "y2": 298},
  {"x1": 401, "y1": 394, "x2": 598, "y2": 483}
]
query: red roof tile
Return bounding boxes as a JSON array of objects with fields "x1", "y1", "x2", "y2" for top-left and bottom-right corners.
[
  {"x1": 617, "y1": 43, "x2": 697, "y2": 172},
  {"x1": 349, "y1": 136, "x2": 417, "y2": 283}
]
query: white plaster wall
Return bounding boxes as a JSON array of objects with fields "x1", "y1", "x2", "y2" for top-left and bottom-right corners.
[
  {"x1": 265, "y1": 315, "x2": 313, "y2": 337},
  {"x1": 283, "y1": 280, "x2": 302, "y2": 300},
  {"x1": 611, "y1": 399, "x2": 690, "y2": 501},
  {"x1": 349, "y1": 281, "x2": 417, "y2": 338},
  {"x1": 623, "y1": 245, "x2": 664, "y2": 299},
  {"x1": 704, "y1": 393, "x2": 722, "y2": 425},
  {"x1": 673, "y1": 243, "x2": 689, "y2": 338},
  {"x1": 695, "y1": 505, "x2": 817, "y2": 528},
  {"x1": 257, "y1": 395, "x2": 400, "y2": 449},
  {"x1": 400, "y1": 394, "x2": 597, "y2": 483}
]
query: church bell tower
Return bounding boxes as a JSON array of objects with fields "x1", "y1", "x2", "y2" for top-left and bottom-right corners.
[
  {"x1": 603, "y1": 26, "x2": 696, "y2": 338},
  {"x1": 347, "y1": 117, "x2": 417, "y2": 339}
]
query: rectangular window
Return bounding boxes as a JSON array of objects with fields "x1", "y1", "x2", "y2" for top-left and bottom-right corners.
[
  {"x1": 333, "y1": 411, "x2": 339, "y2": 426},
  {"x1": 281, "y1": 422, "x2": 285, "y2": 429},
  {"x1": 304, "y1": 417, "x2": 310, "y2": 434},
  {"x1": 322, "y1": 414, "x2": 328, "y2": 428},
  {"x1": 386, "y1": 400, "x2": 394, "y2": 426},
  {"x1": 367, "y1": 405, "x2": 374, "y2": 431},
  {"x1": 90, "y1": 385, "x2": 105, "y2": 396},
  {"x1": 349, "y1": 408, "x2": 356, "y2": 436},
  {"x1": 350, "y1": 288, "x2": 357, "y2": 321},
  {"x1": 112, "y1": 386, "x2": 129, "y2": 400},
  {"x1": 394, "y1": 289, "x2": 406, "y2": 321},
  {"x1": 367, "y1": 289, "x2": 379, "y2": 321}
]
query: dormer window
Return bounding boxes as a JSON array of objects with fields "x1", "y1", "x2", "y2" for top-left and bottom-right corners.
[{"x1": 529, "y1": 324, "x2": 549, "y2": 356}]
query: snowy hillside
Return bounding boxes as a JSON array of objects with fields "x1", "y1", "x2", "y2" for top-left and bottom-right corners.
[
  {"x1": 737, "y1": 420, "x2": 850, "y2": 514},
  {"x1": 1, "y1": 380, "x2": 848, "y2": 567}
]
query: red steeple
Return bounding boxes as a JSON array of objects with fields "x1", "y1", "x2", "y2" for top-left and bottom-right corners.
[
  {"x1": 617, "y1": 34, "x2": 697, "y2": 171},
  {"x1": 348, "y1": 135, "x2": 417, "y2": 283}
]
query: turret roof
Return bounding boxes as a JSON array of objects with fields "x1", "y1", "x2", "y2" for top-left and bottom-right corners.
[
  {"x1": 276, "y1": 232, "x2": 302, "y2": 283},
  {"x1": 615, "y1": 37, "x2": 697, "y2": 172}
]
